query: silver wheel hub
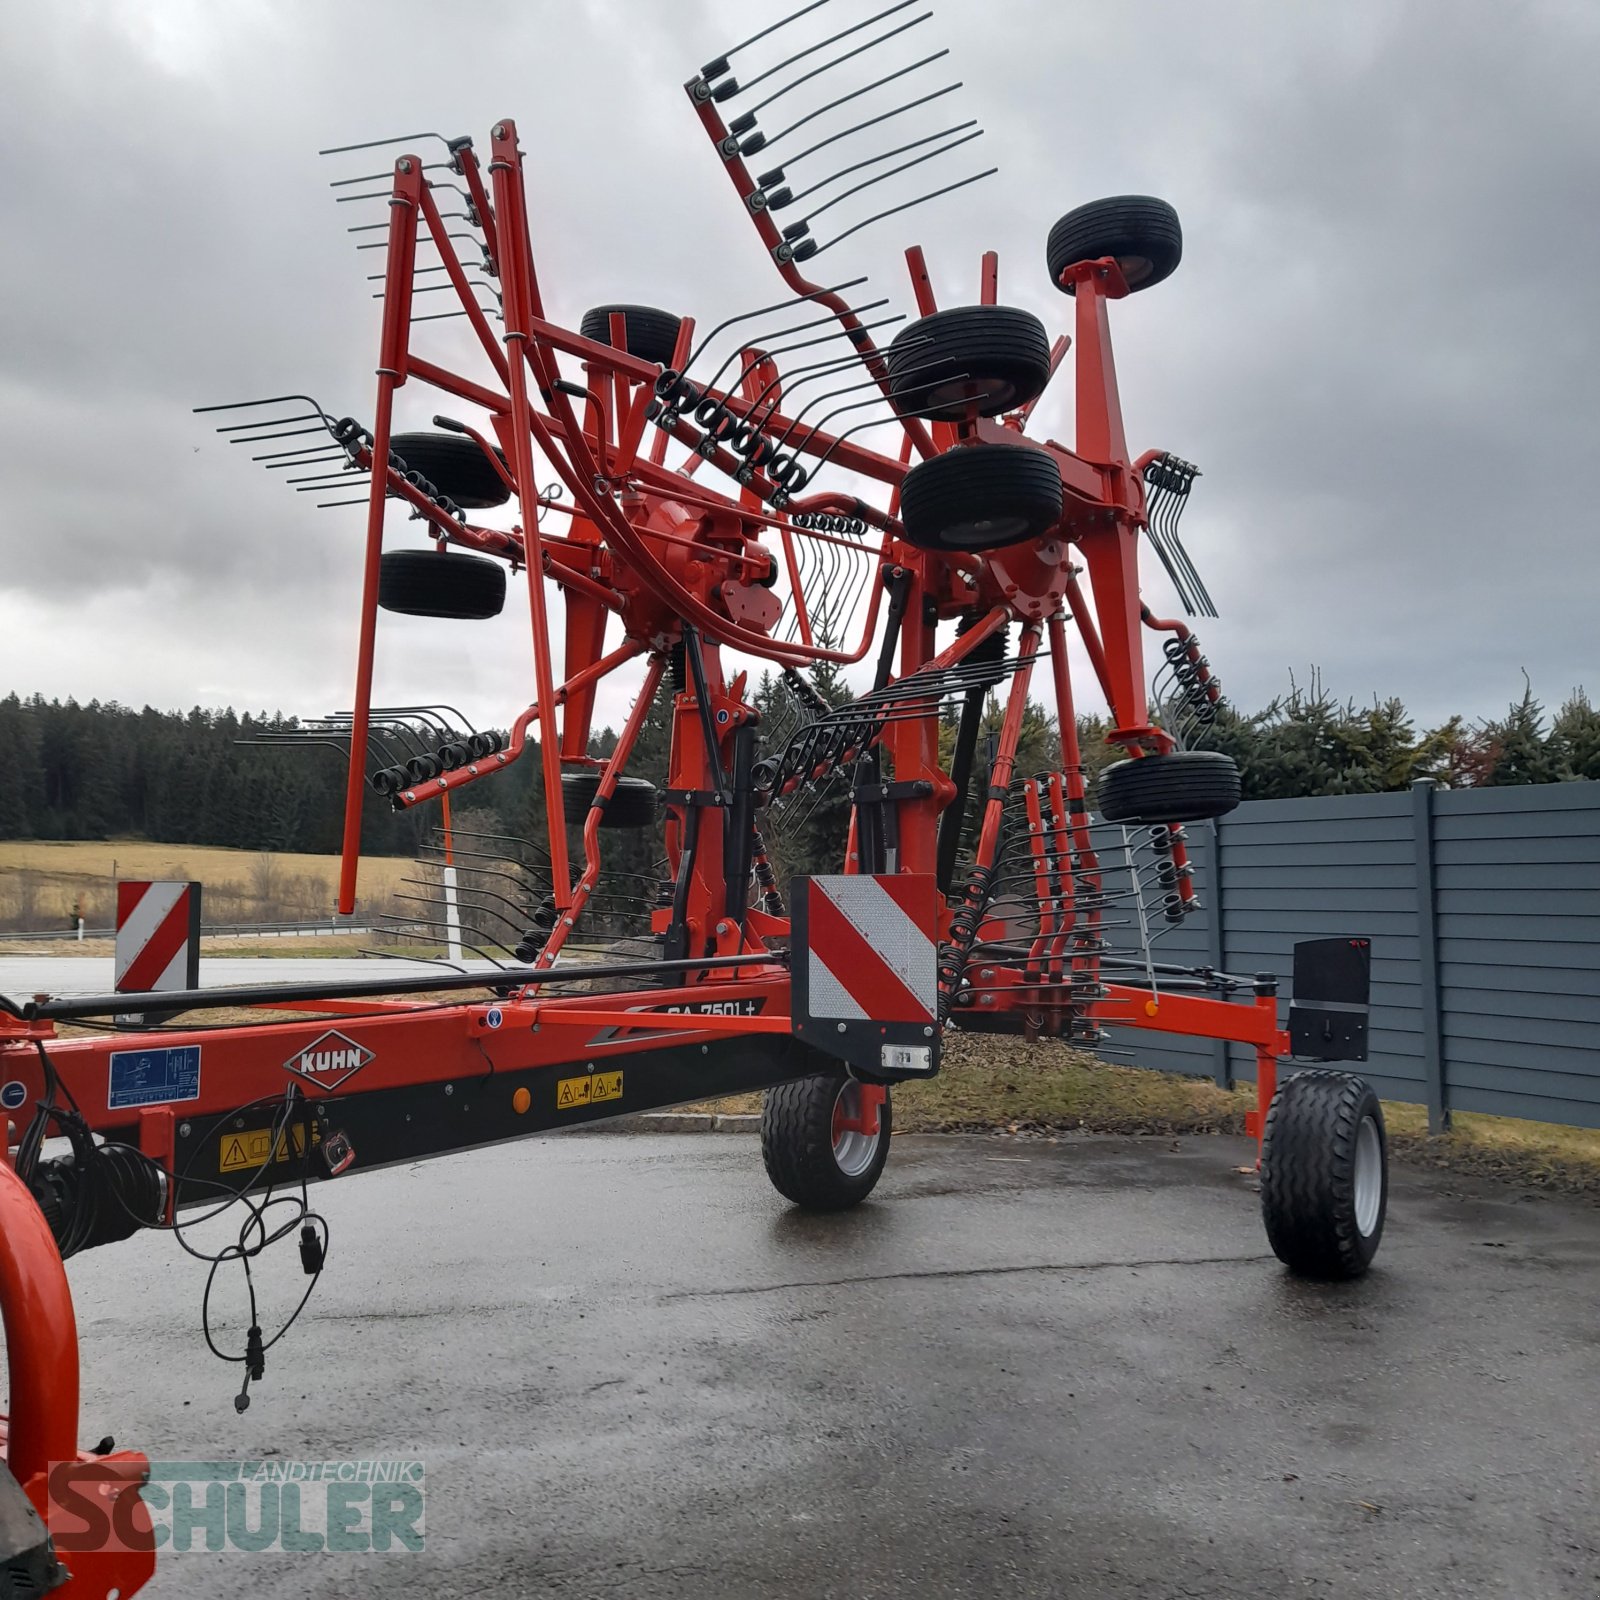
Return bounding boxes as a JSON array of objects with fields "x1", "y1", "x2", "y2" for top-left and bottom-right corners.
[
  {"x1": 1353, "y1": 1114, "x2": 1383, "y2": 1237},
  {"x1": 832, "y1": 1081, "x2": 882, "y2": 1179}
]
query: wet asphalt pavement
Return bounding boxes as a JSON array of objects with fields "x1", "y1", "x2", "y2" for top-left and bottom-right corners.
[{"x1": 63, "y1": 1131, "x2": 1600, "y2": 1599}]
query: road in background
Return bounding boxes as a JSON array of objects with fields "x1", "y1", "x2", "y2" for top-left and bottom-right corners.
[{"x1": 0, "y1": 955, "x2": 502, "y2": 998}]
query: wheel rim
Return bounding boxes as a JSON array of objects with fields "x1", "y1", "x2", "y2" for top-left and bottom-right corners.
[
  {"x1": 831, "y1": 1081, "x2": 881, "y2": 1178},
  {"x1": 1118, "y1": 253, "x2": 1154, "y2": 284},
  {"x1": 1353, "y1": 1114, "x2": 1383, "y2": 1237}
]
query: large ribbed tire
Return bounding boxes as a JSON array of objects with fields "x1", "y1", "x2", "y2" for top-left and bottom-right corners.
[
  {"x1": 377, "y1": 549, "x2": 506, "y2": 619},
  {"x1": 886, "y1": 305, "x2": 1051, "y2": 420},
  {"x1": 1096, "y1": 750, "x2": 1240, "y2": 823},
  {"x1": 388, "y1": 431, "x2": 510, "y2": 510},
  {"x1": 762, "y1": 1075, "x2": 892, "y2": 1211},
  {"x1": 1260, "y1": 1070, "x2": 1388, "y2": 1280},
  {"x1": 580, "y1": 304, "x2": 684, "y2": 366},
  {"x1": 1047, "y1": 196, "x2": 1183, "y2": 294},
  {"x1": 560, "y1": 771, "x2": 659, "y2": 828},
  {"x1": 899, "y1": 443, "x2": 1063, "y2": 553}
]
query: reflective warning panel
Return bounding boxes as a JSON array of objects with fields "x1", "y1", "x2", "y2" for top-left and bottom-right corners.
[{"x1": 791, "y1": 874, "x2": 940, "y2": 1078}]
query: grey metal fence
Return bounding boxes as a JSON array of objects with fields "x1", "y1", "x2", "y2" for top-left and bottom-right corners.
[{"x1": 1103, "y1": 779, "x2": 1600, "y2": 1132}]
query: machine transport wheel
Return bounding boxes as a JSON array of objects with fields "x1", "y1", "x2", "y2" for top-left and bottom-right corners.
[
  {"x1": 1095, "y1": 749, "x2": 1240, "y2": 823},
  {"x1": 559, "y1": 771, "x2": 660, "y2": 828},
  {"x1": 579, "y1": 303, "x2": 685, "y2": 366},
  {"x1": 387, "y1": 430, "x2": 510, "y2": 509},
  {"x1": 899, "y1": 442, "x2": 1063, "y2": 552},
  {"x1": 1047, "y1": 195, "x2": 1183, "y2": 294},
  {"x1": 377, "y1": 549, "x2": 507, "y2": 619},
  {"x1": 1260, "y1": 1069, "x2": 1388, "y2": 1280},
  {"x1": 762, "y1": 1074, "x2": 892, "y2": 1211},
  {"x1": 885, "y1": 304, "x2": 1051, "y2": 420}
]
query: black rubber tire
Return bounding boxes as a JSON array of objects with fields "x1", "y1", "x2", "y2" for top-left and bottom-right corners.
[
  {"x1": 1260, "y1": 1069, "x2": 1388, "y2": 1280},
  {"x1": 388, "y1": 431, "x2": 510, "y2": 510},
  {"x1": 1047, "y1": 196, "x2": 1183, "y2": 295},
  {"x1": 560, "y1": 770, "x2": 659, "y2": 828},
  {"x1": 885, "y1": 304, "x2": 1051, "y2": 420},
  {"x1": 579, "y1": 304, "x2": 685, "y2": 366},
  {"x1": 1095, "y1": 750, "x2": 1240, "y2": 823},
  {"x1": 899, "y1": 443, "x2": 1063, "y2": 552},
  {"x1": 762, "y1": 1074, "x2": 892, "y2": 1211},
  {"x1": 377, "y1": 549, "x2": 507, "y2": 620}
]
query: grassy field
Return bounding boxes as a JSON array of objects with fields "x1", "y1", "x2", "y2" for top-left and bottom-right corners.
[
  {"x1": 686, "y1": 1033, "x2": 1600, "y2": 1194},
  {"x1": 0, "y1": 839, "x2": 414, "y2": 929}
]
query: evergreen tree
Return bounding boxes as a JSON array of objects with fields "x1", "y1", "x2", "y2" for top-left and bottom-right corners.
[{"x1": 1548, "y1": 691, "x2": 1600, "y2": 782}]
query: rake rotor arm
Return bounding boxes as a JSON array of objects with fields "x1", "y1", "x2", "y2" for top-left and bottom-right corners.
[{"x1": 688, "y1": 93, "x2": 938, "y2": 465}]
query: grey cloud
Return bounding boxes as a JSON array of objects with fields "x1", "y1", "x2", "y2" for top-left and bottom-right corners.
[{"x1": 1, "y1": 0, "x2": 1596, "y2": 734}]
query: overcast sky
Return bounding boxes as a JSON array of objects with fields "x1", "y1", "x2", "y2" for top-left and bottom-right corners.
[{"x1": 2, "y1": 0, "x2": 1596, "y2": 742}]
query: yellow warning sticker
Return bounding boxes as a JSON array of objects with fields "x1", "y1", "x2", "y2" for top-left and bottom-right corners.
[
  {"x1": 219, "y1": 1123, "x2": 317, "y2": 1173},
  {"x1": 555, "y1": 1070, "x2": 624, "y2": 1110}
]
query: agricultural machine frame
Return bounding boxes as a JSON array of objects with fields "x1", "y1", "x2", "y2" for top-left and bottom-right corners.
[{"x1": 0, "y1": 7, "x2": 1383, "y2": 1591}]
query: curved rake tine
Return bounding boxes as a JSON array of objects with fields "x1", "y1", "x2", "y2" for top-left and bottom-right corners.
[
  {"x1": 329, "y1": 163, "x2": 449, "y2": 188},
  {"x1": 778, "y1": 119, "x2": 976, "y2": 209},
  {"x1": 680, "y1": 279, "x2": 867, "y2": 374},
  {"x1": 798, "y1": 127, "x2": 984, "y2": 230},
  {"x1": 741, "y1": 5, "x2": 925, "y2": 108},
  {"x1": 318, "y1": 132, "x2": 456, "y2": 156},
  {"x1": 763, "y1": 50, "x2": 950, "y2": 151},
  {"x1": 704, "y1": 0, "x2": 835, "y2": 73},
  {"x1": 810, "y1": 165, "x2": 998, "y2": 255}
]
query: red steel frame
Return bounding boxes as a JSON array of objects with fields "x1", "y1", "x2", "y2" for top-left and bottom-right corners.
[{"x1": 0, "y1": 109, "x2": 1288, "y2": 1595}]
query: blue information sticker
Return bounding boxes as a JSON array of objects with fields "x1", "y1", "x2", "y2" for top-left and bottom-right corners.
[
  {"x1": 0, "y1": 1080, "x2": 27, "y2": 1111},
  {"x1": 108, "y1": 1046, "x2": 202, "y2": 1110}
]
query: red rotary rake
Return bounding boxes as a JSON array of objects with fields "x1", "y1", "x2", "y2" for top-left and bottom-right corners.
[{"x1": 1, "y1": 6, "x2": 1385, "y2": 1590}]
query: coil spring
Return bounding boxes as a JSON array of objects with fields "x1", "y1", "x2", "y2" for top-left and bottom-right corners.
[
  {"x1": 792, "y1": 510, "x2": 866, "y2": 538},
  {"x1": 331, "y1": 419, "x2": 468, "y2": 524},
  {"x1": 370, "y1": 729, "x2": 506, "y2": 800},
  {"x1": 939, "y1": 857, "x2": 1000, "y2": 1022},
  {"x1": 1162, "y1": 635, "x2": 1220, "y2": 725}
]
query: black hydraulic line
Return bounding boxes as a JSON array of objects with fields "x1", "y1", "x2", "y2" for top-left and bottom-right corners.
[
  {"x1": 852, "y1": 567, "x2": 913, "y2": 875},
  {"x1": 663, "y1": 806, "x2": 703, "y2": 966},
  {"x1": 19, "y1": 949, "x2": 789, "y2": 1023},
  {"x1": 723, "y1": 724, "x2": 759, "y2": 930},
  {"x1": 936, "y1": 675, "x2": 990, "y2": 897},
  {"x1": 681, "y1": 626, "x2": 729, "y2": 801}
]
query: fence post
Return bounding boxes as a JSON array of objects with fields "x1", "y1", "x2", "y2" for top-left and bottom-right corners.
[
  {"x1": 1412, "y1": 778, "x2": 1449, "y2": 1133},
  {"x1": 1200, "y1": 818, "x2": 1231, "y2": 1089}
]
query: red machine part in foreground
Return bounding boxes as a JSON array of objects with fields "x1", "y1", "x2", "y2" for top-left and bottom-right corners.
[{"x1": 2, "y1": 13, "x2": 1384, "y2": 1590}]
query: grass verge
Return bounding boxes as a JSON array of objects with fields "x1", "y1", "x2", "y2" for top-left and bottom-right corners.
[{"x1": 683, "y1": 1034, "x2": 1600, "y2": 1196}]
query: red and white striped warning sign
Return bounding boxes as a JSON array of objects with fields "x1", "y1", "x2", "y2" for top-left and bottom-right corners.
[
  {"x1": 802, "y1": 874, "x2": 937, "y2": 1024},
  {"x1": 115, "y1": 880, "x2": 201, "y2": 994}
]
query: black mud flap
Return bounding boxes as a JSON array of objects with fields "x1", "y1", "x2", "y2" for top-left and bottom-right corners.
[{"x1": 1288, "y1": 936, "x2": 1371, "y2": 1062}]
